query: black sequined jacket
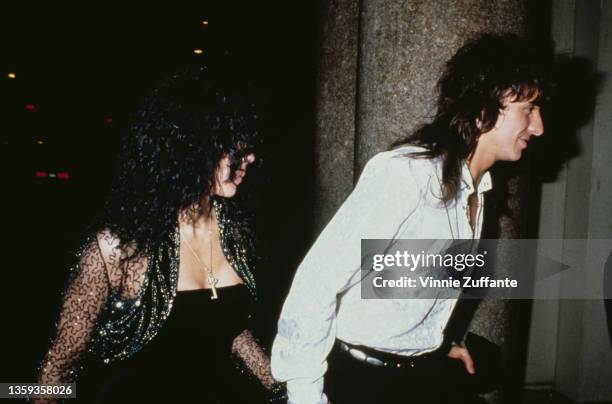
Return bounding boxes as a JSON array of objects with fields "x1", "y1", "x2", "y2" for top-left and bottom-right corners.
[{"x1": 38, "y1": 198, "x2": 283, "y2": 399}]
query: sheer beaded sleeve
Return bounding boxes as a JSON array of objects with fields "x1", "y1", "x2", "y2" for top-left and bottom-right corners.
[
  {"x1": 37, "y1": 235, "x2": 110, "y2": 386},
  {"x1": 231, "y1": 329, "x2": 287, "y2": 402}
]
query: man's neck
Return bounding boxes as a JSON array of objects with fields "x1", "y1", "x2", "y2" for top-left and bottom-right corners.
[{"x1": 468, "y1": 146, "x2": 495, "y2": 189}]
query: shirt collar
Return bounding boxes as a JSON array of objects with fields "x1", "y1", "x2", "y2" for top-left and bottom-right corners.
[{"x1": 460, "y1": 161, "x2": 493, "y2": 195}]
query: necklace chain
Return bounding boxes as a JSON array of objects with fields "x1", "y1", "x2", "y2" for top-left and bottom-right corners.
[
  {"x1": 432, "y1": 163, "x2": 457, "y2": 240},
  {"x1": 181, "y1": 218, "x2": 219, "y2": 300},
  {"x1": 432, "y1": 161, "x2": 481, "y2": 241}
]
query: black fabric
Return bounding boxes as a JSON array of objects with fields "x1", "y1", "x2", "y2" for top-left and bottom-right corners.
[
  {"x1": 325, "y1": 333, "x2": 502, "y2": 404},
  {"x1": 79, "y1": 284, "x2": 259, "y2": 404}
]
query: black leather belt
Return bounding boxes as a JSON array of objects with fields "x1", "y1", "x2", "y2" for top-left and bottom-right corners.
[{"x1": 337, "y1": 340, "x2": 443, "y2": 369}]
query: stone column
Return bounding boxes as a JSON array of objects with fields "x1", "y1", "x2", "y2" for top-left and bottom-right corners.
[{"x1": 313, "y1": 0, "x2": 361, "y2": 231}]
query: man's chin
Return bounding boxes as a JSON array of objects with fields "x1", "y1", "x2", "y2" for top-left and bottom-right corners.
[{"x1": 501, "y1": 149, "x2": 523, "y2": 162}]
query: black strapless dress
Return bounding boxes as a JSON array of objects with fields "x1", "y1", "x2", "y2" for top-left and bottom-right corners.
[{"x1": 85, "y1": 284, "x2": 259, "y2": 404}]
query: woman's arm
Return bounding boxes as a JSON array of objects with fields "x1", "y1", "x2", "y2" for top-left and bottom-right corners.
[
  {"x1": 35, "y1": 235, "x2": 111, "y2": 402},
  {"x1": 232, "y1": 329, "x2": 287, "y2": 402}
]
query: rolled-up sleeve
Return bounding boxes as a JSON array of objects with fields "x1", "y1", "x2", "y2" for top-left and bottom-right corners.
[{"x1": 271, "y1": 151, "x2": 422, "y2": 404}]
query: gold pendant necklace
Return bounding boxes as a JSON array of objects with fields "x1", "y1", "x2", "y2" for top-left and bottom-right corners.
[{"x1": 182, "y1": 220, "x2": 219, "y2": 300}]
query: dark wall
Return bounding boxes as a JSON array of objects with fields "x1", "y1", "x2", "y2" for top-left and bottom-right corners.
[{"x1": 1, "y1": 2, "x2": 319, "y2": 382}]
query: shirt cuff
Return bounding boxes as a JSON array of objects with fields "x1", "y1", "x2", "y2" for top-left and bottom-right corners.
[{"x1": 286, "y1": 378, "x2": 328, "y2": 404}]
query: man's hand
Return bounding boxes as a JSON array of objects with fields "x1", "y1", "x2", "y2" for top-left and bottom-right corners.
[{"x1": 447, "y1": 345, "x2": 476, "y2": 375}]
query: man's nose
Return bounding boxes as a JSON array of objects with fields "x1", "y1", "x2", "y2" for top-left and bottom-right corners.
[{"x1": 530, "y1": 109, "x2": 544, "y2": 137}]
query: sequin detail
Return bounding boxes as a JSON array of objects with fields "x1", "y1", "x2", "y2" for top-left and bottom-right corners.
[
  {"x1": 37, "y1": 198, "x2": 259, "y2": 381},
  {"x1": 89, "y1": 199, "x2": 257, "y2": 363}
]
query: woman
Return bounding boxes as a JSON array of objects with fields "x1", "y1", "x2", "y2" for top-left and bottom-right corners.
[{"x1": 36, "y1": 65, "x2": 285, "y2": 403}]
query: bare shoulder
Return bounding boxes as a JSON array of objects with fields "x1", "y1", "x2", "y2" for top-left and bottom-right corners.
[
  {"x1": 92, "y1": 229, "x2": 148, "y2": 291},
  {"x1": 95, "y1": 229, "x2": 124, "y2": 271}
]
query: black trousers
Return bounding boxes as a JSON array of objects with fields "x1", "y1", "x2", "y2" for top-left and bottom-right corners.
[{"x1": 325, "y1": 333, "x2": 502, "y2": 404}]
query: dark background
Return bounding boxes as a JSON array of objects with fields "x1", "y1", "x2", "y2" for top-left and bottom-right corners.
[{"x1": 1, "y1": 2, "x2": 320, "y2": 382}]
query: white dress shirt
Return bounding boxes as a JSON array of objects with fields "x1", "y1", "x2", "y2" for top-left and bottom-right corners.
[{"x1": 271, "y1": 146, "x2": 493, "y2": 404}]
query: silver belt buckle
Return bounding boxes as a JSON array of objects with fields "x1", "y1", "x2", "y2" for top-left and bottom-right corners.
[
  {"x1": 340, "y1": 342, "x2": 384, "y2": 367},
  {"x1": 365, "y1": 356, "x2": 385, "y2": 366}
]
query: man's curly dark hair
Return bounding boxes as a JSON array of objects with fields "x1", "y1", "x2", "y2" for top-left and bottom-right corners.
[
  {"x1": 93, "y1": 64, "x2": 260, "y2": 258},
  {"x1": 395, "y1": 33, "x2": 552, "y2": 202}
]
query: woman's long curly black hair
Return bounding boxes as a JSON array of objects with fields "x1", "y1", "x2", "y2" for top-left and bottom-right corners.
[
  {"x1": 94, "y1": 64, "x2": 260, "y2": 258},
  {"x1": 394, "y1": 33, "x2": 552, "y2": 202}
]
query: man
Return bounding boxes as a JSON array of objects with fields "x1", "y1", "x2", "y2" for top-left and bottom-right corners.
[{"x1": 271, "y1": 33, "x2": 549, "y2": 404}]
